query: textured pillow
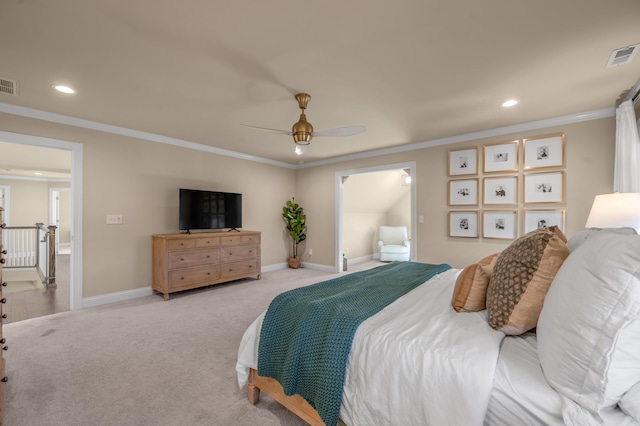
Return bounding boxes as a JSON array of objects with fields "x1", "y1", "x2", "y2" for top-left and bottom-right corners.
[
  {"x1": 620, "y1": 382, "x2": 640, "y2": 422},
  {"x1": 537, "y1": 232, "x2": 640, "y2": 423},
  {"x1": 486, "y1": 226, "x2": 569, "y2": 335},
  {"x1": 451, "y1": 253, "x2": 499, "y2": 312}
]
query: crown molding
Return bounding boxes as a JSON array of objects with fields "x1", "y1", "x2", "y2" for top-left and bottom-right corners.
[
  {"x1": 298, "y1": 108, "x2": 615, "y2": 168},
  {"x1": 0, "y1": 102, "x2": 296, "y2": 170},
  {"x1": 1, "y1": 101, "x2": 614, "y2": 170}
]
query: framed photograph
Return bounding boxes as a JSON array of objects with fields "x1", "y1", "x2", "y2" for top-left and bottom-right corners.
[
  {"x1": 483, "y1": 210, "x2": 518, "y2": 240},
  {"x1": 524, "y1": 210, "x2": 565, "y2": 234},
  {"x1": 449, "y1": 211, "x2": 479, "y2": 238},
  {"x1": 524, "y1": 171, "x2": 565, "y2": 204},
  {"x1": 483, "y1": 175, "x2": 518, "y2": 205},
  {"x1": 523, "y1": 134, "x2": 565, "y2": 169},
  {"x1": 483, "y1": 140, "x2": 518, "y2": 173},
  {"x1": 448, "y1": 148, "x2": 478, "y2": 176},
  {"x1": 448, "y1": 179, "x2": 479, "y2": 206}
]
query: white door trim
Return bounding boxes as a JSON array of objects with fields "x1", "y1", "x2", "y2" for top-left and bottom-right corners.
[
  {"x1": 0, "y1": 130, "x2": 83, "y2": 310},
  {"x1": 335, "y1": 161, "x2": 417, "y2": 273}
]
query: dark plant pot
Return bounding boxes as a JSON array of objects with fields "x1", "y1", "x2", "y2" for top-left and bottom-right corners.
[{"x1": 288, "y1": 256, "x2": 301, "y2": 269}]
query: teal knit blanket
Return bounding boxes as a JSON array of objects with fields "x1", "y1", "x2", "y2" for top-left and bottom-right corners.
[{"x1": 257, "y1": 261, "x2": 451, "y2": 426}]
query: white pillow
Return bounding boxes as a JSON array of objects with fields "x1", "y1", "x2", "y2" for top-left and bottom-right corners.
[
  {"x1": 620, "y1": 381, "x2": 640, "y2": 422},
  {"x1": 566, "y1": 227, "x2": 637, "y2": 252},
  {"x1": 537, "y1": 232, "x2": 640, "y2": 422}
]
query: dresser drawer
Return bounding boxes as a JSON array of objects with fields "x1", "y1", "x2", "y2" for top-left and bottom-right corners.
[
  {"x1": 220, "y1": 259, "x2": 259, "y2": 279},
  {"x1": 220, "y1": 245, "x2": 259, "y2": 262},
  {"x1": 167, "y1": 239, "x2": 195, "y2": 251},
  {"x1": 241, "y1": 235, "x2": 260, "y2": 245},
  {"x1": 168, "y1": 265, "x2": 221, "y2": 289},
  {"x1": 168, "y1": 249, "x2": 219, "y2": 269},
  {"x1": 195, "y1": 236, "x2": 220, "y2": 248}
]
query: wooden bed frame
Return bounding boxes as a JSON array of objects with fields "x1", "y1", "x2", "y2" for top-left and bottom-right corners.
[{"x1": 248, "y1": 368, "x2": 326, "y2": 425}]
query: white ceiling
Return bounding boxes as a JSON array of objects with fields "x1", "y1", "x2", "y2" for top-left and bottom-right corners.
[{"x1": 1, "y1": 0, "x2": 639, "y2": 167}]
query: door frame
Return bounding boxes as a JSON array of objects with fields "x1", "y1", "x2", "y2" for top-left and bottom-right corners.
[
  {"x1": 335, "y1": 161, "x2": 417, "y2": 273},
  {"x1": 0, "y1": 130, "x2": 83, "y2": 310}
]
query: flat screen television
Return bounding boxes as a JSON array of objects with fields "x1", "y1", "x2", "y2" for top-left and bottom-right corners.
[{"x1": 179, "y1": 188, "x2": 242, "y2": 232}]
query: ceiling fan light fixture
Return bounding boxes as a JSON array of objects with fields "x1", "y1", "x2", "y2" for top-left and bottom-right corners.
[{"x1": 295, "y1": 143, "x2": 309, "y2": 155}]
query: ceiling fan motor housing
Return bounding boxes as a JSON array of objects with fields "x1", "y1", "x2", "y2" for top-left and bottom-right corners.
[{"x1": 292, "y1": 112, "x2": 313, "y2": 143}]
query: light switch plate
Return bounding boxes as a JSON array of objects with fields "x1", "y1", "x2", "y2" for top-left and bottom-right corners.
[{"x1": 106, "y1": 214, "x2": 123, "y2": 225}]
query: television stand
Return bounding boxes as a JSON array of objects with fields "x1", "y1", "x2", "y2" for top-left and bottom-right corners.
[{"x1": 152, "y1": 230, "x2": 261, "y2": 300}]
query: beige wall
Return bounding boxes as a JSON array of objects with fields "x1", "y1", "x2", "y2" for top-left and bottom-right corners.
[
  {"x1": 0, "y1": 113, "x2": 616, "y2": 299},
  {"x1": 56, "y1": 189, "x2": 72, "y2": 244},
  {"x1": 343, "y1": 212, "x2": 386, "y2": 258},
  {"x1": 0, "y1": 113, "x2": 296, "y2": 298},
  {"x1": 296, "y1": 118, "x2": 615, "y2": 269},
  {"x1": 0, "y1": 178, "x2": 49, "y2": 226}
]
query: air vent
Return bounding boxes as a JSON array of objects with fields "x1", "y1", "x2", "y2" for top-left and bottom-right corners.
[
  {"x1": 0, "y1": 78, "x2": 18, "y2": 96},
  {"x1": 606, "y1": 44, "x2": 640, "y2": 68}
]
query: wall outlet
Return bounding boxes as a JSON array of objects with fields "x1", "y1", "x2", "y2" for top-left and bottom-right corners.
[
  {"x1": 308, "y1": 249, "x2": 313, "y2": 256},
  {"x1": 106, "y1": 214, "x2": 123, "y2": 225}
]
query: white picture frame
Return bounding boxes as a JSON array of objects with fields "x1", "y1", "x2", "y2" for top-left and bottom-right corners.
[
  {"x1": 523, "y1": 171, "x2": 565, "y2": 204},
  {"x1": 483, "y1": 175, "x2": 518, "y2": 205},
  {"x1": 483, "y1": 210, "x2": 518, "y2": 239},
  {"x1": 524, "y1": 210, "x2": 565, "y2": 234},
  {"x1": 483, "y1": 141, "x2": 519, "y2": 173},
  {"x1": 448, "y1": 179, "x2": 479, "y2": 206},
  {"x1": 448, "y1": 148, "x2": 478, "y2": 176},
  {"x1": 449, "y1": 211, "x2": 479, "y2": 238},
  {"x1": 523, "y1": 134, "x2": 565, "y2": 170}
]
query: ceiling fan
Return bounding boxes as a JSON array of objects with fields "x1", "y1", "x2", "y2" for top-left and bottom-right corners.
[{"x1": 242, "y1": 93, "x2": 366, "y2": 155}]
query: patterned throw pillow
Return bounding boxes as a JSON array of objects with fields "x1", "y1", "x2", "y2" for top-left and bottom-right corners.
[
  {"x1": 451, "y1": 253, "x2": 499, "y2": 312},
  {"x1": 486, "y1": 226, "x2": 569, "y2": 335}
]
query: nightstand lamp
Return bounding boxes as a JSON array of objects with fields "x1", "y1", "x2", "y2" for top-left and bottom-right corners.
[{"x1": 585, "y1": 193, "x2": 640, "y2": 232}]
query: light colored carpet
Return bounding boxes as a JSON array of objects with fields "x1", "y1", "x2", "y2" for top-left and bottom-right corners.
[{"x1": 3, "y1": 260, "x2": 381, "y2": 426}]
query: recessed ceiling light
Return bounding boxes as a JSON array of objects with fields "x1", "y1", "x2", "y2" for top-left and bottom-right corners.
[
  {"x1": 34, "y1": 171, "x2": 43, "y2": 176},
  {"x1": 502, "y1": 99, "x2": 518, "y2": 107},
  {"x1": 52, "y1": 84, "x2": 76, "y2": 94}
]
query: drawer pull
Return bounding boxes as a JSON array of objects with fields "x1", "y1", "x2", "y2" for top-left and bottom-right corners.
[
  {"x1": 180, "y1": 258, "x2": 185, "y2": 261},
  {"x1": 0, "y1": 298, "x2": 5, "y2": 304},
  {"x1": 0, "y1": 258, "x2": 5, "y2": 264},
  {"x1": 1, "y1": 249, "x2": 6, "y2": 254},
  {"x1": 1, "y1": 282, "x2": 6, "y2": 287},
  {"x1": 180, "y1": 277, "x2": 185, "y2": 280},
  {"x1": 1, "y1": 377, "x2": 7, "y2": 383},
  {"x1": 0, "y1": 338, "x2": 5, "y2": 344},
  {"x1": 207, "y1": 272, "x2": 211, "y2": 275},
  {"x1": 1, "y1": 314, "x2": 6, "y2": 319},
  {"x1": 0, "y1": 223, "x2": 5, "y2": 228},
  {"x1": 2, "y1": 345, "x2": 6, "y2": 351}
]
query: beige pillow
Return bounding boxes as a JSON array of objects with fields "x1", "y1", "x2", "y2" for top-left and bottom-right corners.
[
  {"x1": 451, "y1": 253, "x2": 499, "y2": 312},
  {"x1": 487, "y1": 226, "x2": 569, "y2": 335}
]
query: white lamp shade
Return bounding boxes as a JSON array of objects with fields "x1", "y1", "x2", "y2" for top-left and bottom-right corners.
[
  {"x1": 294, "y1": 143, "x2": 309, "y2": 155},
  {"x1": 585, "y1": 193, "x2": 640, "y2": 229}
]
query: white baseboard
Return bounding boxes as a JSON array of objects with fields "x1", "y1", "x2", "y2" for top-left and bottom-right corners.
[{"x1": 82, "y1": 286, "x2": 153, "y2": 309}]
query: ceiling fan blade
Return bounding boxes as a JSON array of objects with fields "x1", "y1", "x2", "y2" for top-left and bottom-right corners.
[
  {"x1": 240, "y1": 124, "x2": 292, "y2": 135},
  {"x1": 312, "y1": 125, "x2": 366, "y2": 137}
]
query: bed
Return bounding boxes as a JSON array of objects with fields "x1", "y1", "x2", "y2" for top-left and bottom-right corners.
[{"x1": 236, "y1": 227, "x2": 640, "y2": 426}]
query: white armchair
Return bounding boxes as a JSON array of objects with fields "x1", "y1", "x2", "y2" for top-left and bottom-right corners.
[{"x1": 378, "y1": 226, "x2": 410, "y2": 262}]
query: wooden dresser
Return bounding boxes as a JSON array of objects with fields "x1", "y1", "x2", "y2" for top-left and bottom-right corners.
[
  {"x1": 152, "y1": 230, "x2": 261, "y2": 300},
  {"x1": 0, "y1": 207, "x2": 6, "y2": 424}
]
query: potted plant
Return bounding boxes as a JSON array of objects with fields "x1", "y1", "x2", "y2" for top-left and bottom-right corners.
[{"x1": 282, "y1": 197, "x2": 307, "y2": 269}]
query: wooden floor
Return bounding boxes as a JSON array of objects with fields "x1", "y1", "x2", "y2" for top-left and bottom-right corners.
[{"x1": 3, "y1": 254, "x2": 70, "y2": 324}]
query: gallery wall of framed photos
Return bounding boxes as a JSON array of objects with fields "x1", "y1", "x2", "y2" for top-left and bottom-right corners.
[{"x1": 447, "y1": 133, "x2": 566, "y2": 239}]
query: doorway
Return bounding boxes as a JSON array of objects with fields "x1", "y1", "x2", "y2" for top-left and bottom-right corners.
[
  {"x1": 0, "y1": 130, "x2": 83, "y2": 312},
  {"x1": 335, "y1": 162, "x2": 416, "y2": 273}
]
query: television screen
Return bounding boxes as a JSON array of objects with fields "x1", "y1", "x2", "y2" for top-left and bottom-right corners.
[{"x1": 179, "y1": 189, "x2": 242, "y2": 231}]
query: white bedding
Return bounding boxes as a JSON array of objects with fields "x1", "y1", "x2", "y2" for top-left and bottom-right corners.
[
  {"x1": 486, "y1": 334, "x2": 639, "y2": 426},
  {"x1": 236, "y1": 268, "x2": 506, "y2": 426}
]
